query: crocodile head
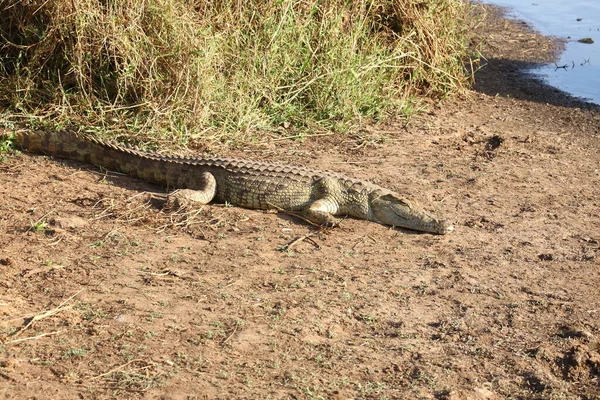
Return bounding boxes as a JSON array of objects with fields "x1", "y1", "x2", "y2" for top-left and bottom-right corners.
[{"x1": 369, "y1": 192, "x2": 454, "y2": 234}]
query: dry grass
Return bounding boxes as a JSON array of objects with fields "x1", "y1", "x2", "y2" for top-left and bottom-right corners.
[{"x1": 0, "y1": 0, "x2": 474, "y2": 145}]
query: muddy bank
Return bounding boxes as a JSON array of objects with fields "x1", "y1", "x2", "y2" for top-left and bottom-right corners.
[{"x1": 1, "y1": 4, "x2": 599, "y2": 399}]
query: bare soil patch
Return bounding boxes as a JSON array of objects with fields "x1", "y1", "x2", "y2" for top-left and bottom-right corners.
[{"x1": 1, "y1": 5, "x2": 599, "y2": 399}]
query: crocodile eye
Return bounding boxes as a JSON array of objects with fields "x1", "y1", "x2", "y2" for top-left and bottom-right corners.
[{"x1": 379, "y1": 194, "x2": 411, "y2": 208}]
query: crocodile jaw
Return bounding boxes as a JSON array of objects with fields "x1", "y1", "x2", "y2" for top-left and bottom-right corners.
[{"x1": 370, "y1": 192, "x2": 453, "y2": 235}]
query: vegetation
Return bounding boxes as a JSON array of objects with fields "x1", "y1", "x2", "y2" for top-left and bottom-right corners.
[
  {"x1": 0, "y1": 0, "x2": 474, "y2": 146},
  {"x1": 0, "y1": 131, "x2": 17, "y2": 161},
  {"x1": 0, "y1": 132, "x2": 15, "y2": 153}
]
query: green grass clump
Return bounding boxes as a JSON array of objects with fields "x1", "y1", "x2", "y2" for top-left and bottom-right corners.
[
  {"x1": 0, "y1": 132, "x2": 15, "y2": 153},
  {"x1": 0, "y1": 0, "x2": 474, "y2": 145}
]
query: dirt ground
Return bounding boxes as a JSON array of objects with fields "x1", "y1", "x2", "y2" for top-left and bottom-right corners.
[{"x1": 1, "y1": 4, "x2": 599, "y2": 400}]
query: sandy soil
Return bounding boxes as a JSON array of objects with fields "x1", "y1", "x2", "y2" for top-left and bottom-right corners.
[{"x1": 1, "y1": 4, "x2": 599, "y2": 399}]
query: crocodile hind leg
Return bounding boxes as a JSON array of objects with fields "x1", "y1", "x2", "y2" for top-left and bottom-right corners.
[{"x1": 166, "y1": 171, "x2": 217, "y2": 209}]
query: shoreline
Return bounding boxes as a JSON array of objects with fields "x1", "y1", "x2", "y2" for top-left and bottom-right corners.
[{"x1": 473, "y1": 3, "x2": 599, "y2": 110}]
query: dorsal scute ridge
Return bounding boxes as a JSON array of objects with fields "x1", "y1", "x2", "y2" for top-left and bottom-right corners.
[{"x1": 83, "y1": 132, "x2": 379, "y2": 188}]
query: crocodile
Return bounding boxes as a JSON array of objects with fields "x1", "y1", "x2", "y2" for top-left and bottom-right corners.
[{"x1": 5, "y1": 130, "x2": 454, "y2": 234}]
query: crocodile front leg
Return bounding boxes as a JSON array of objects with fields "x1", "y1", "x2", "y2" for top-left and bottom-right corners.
[
  {"x1": 299, "y1": 176, "x2": 345, "y2": 226},
  {"x1": 302, "y1": 197, "x2": 342, "y2": 226}
]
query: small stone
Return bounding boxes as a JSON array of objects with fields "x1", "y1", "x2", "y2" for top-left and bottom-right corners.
[
  {"x1": 51, "y1": 216, "x2": 88, "y2": 229},
  {"x1": 0, "y1": 257, "x2": 16, "y2": 266},
  {"x1": 578, "y1": 38, "x2": 594, "y2": 44}
]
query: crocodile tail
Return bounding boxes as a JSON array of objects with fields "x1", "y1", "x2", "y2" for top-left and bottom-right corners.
[
  {"x1": 13, "y1": 130, "x2": 107, "y2": 164},
  {"x1": 10, "y1": 130, "x2": 187, "y2": 188}
]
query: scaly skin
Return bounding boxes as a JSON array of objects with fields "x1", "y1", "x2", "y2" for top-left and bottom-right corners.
[{"x1": 6, "y1": 130, "x2": 454, "y2": 234}]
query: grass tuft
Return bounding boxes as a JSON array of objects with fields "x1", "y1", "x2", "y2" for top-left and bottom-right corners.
[
  {"x1": 0, "y1": 131, "x2": 16, "y2": 155},
  {"x1": 0, "y1": 0, "x2": 475, "y2": 146}
]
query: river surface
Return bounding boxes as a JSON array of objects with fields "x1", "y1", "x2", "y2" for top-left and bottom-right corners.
[{"x1": 483, "y1": 0, "x2": 600, "y2": 104}]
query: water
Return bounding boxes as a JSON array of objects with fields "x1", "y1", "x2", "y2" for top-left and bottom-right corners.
[{"x1": 482, "y1": 0, "x2": 600, "y2": 104}]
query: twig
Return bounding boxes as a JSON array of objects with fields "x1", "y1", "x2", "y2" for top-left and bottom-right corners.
[
  {"x1": 11, "y1": 289, "x2": 83, "y2": 338},
  {"x1": 47, "y1": 236, "x2": 64, "y2": 247},
  {"x1": 254, "y1": 131, "x2": 334, "y2": 145},
  {"x1": 554, "y1": 62, "x2": 568, "y2": 70},
  {"x1": 6, "y1": 330, "x2": 63, "y2": 344},
  {"x1": 88, "y1": 359, "x2": 149, "y2": 381},
  {"x1": 221, "y1": 323, "x2": 240, "y2": 344},
  {"x1": 0, "y1": 370, "x2": 15, "y2": 382},
  {"x1": 21, "y1": 264, "x2": 65, "y2": 277},
  {"x1": 330, "y1": 161, "x2": 368, "y2": 165},
  {"x1": 282, "y1": 232, "x2": 311, "y2": 250},
  {"x1": 351, "y1": 235, "x2": 377, "y2": 250},
  {"x1": 280, "y1": 232, "x2": 320, "y2": 251},
  {"x1": 104, "y1": 227, "x2": 123, "y2": 240}
]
